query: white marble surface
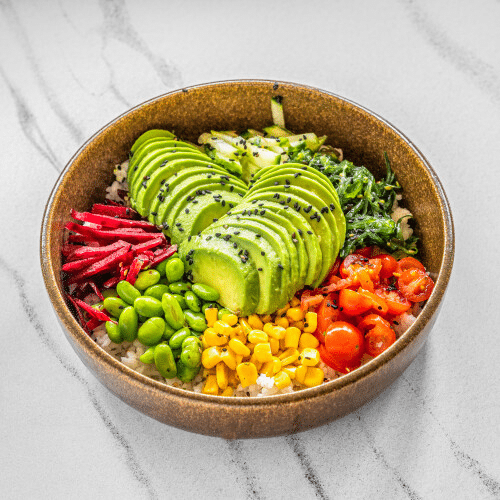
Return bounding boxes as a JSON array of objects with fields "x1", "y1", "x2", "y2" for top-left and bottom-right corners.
[{"x1": 1, "y1": 0, "x2": 499, "y2": 498}]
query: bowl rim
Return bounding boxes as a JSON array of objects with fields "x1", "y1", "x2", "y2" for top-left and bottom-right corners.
[{"x1": 40, "y1": 78, "x2": 454, "y2": 406}]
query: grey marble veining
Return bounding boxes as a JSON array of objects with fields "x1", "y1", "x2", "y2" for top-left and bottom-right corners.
[{"x1": 1, "y1": 0, "x2": 499, "y2": 498}]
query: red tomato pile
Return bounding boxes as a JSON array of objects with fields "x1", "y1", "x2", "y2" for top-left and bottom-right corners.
[{"x1": 300, "y1": 248, "x2": 435, "y2": 374}]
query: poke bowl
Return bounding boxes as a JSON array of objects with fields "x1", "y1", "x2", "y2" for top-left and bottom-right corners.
[{"x1": 40, "y1": 80, "x2": 454, "y2": 438}]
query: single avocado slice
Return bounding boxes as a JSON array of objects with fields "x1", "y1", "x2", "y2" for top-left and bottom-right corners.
[
  {"x1": 169, "y1": 190, "x2": 244, "y2": 244},
  {"x1": 180, "y1": 234, "x2": 260, "y2": 316},
  {"x1": 130, "y1": 150, "x2": 210, "y2": 200},
  {"x1": 155, "y1": 171, "x2": 246, "y2": 231},
  {"x1": 128, "y1": 140, "x2": 201, "y2": 185},
  {"x1": 133, "y1": 159, "x2": 233, "y2": 216},
  {"x1": 244, "y1": 188, "x2": 334, "y2": 286},
  {"x1": 130, "y1": 129, "x2": 176, "y2": 155},
  {"x1": 236, "y1": 196, "x2": 322, "y2": 286},
  {"x1": 201, "y1": 225, "x2": 283, "y2": 314},
  {"x1": 211, "y1": 214, "x2": 291, "y2": 308},
  {"x1": 147, "y1": 166, "x2": 241, "y2": 224},
  {"x1": 251, "y1": 163, "x2": 346, "y2": 242},
  {"x1": 227, "y1": 200, "x2": 308, "y2": 291}
]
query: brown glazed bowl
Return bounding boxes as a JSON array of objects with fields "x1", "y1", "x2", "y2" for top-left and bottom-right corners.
[{"x1": 40, "y1": 80, "x2": 454, "y2": 439}]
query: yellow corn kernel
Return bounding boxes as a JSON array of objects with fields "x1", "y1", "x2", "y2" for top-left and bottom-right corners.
[
  {"x1": 230, "y1": 325, "x2": 246, "y2": 343},
  {"x1": 254, "y1": 343, "x2": 273, "y2": 363},
  {"x1": 290, "y1": 296, "x2": 300, "y2": 307},
  {"x1": 248, "y1": 329, "x2": 268, "y2": 344},
  {"x1": 274, "y1": 370, "x2": 291, "y2": 389},
  {"x1": 261, "y1": 314, "x2": 273, "y2": 324},
  {"x1": 299, "y1": 332, "x2": 320, "y2": 350},
  {"x1": 216, "y1": 362, "x2": 229, "y2": 390},
  {"x1": 203, "y1": 328, "x2": 228, "y2": 347},
  {"x1": 303, "y1": 367, "x2": 325, "y2": 387},
  {"x1": 235, "y1": 354, "x2": 244, "y2": 365},
  {"x1": 202, "y1": 374, "x2": 219, "y2": 395},
  {"x1": 228, "y1": 338, "x2": 251, "y2": 357},
  {"x1": 279, "y1": 347, "x2": 300, "y2": 366},
  {"x1": 228, "y1": 370, "x2": 239, "y2": 387},
  {"x1": 221, "y1": 387, "x2": 234, "y2": 397},
  {"x1": 267, "y1": 325, "x2": 286, "y2": 340},
  {"x1": 260, "y1": 361, "x2": 274, "y2": 377},
  {"x1": 202, "y1": 346, "x2": 222, "y2": 369},
  {"x1": 262, "y1": 322, "x2": 274, "y2": 335},
  {"x1": 213, "y1": 320, "x2": 233, "y2": 336},
  {"x1": 292, "y1": 320, "x2": 305, "y2": 330},
  {"x1": 201, "y1": 335, "x2": 210, "y2": 349},
  {"x1": 205, "y1": 308, "x2": 218, "y2": 328},
  {"x1": 276, "y1": 303, "x2": 290, "y2": 317},
  {"x1": 239, "y1": 318, "x2": 252, "y2": 335},
  {"x1": 221, "y1": 313, "x2": 238, "y2": 326},
  {"x1": 247, "y1": 314, "x2": 264, "y2": 330},
  {"x1": 299, "y1": 348, "x2": 320, "y2": 366},
  {"x1": 295, "y1": 364, "x2": 308, "y2": 384},
  {"x1": 249, "y1": 352, "x2": 263, "y2": 372},
  {"x1": 284, "y1": 327, "x2": 301, "y2": 348},
  {"x1": 283, "y1": 366, "x2": 296, "y2": 380},
  {"x1": 269, "y1": 337, "x2": 280, "y2": 355},
  {"x1": 220, "y1": 347, "x2": 237, "y2": 370},
  {"x1": 271, "y1": 356, "x2": 282, "y2": 374},
  {"x1": 287, "y1": 307, "x2": 304, "y2": 322},
  {"x1": 275, "y1": 316, "x2": 289, "y2": 329},
  {"x1": 236, "y1": 362, "x2": 258, "y2": 388},
  {"x1": 304, "y1": 312, "x2": 318, "y2": 333}
]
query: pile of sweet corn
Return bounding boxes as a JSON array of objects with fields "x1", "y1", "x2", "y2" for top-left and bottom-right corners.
[{"x1": 200, "y1": 297, "x2": 325, "y2": 396}]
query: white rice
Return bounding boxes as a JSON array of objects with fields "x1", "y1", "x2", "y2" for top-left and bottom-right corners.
[{"x1": 87, "y1": 159, "x2": 422, "y2": 396}]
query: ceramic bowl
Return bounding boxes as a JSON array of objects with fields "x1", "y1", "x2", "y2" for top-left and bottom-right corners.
[{"x1": 40, "y1": 80, "x2": 454, "y2": 438}]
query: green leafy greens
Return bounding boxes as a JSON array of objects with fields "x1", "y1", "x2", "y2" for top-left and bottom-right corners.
[{"x1": 286, "y1": 144, "x2": 418, "y2": 257}]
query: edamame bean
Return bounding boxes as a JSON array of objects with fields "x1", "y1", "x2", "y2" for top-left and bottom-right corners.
[
  {"x1": 176, "y1": 360, "x2": 201, "y2": 383},
  {"x1": 161, "y1": 293, "x2": 185, "y2": 330},
  {"x1": 169, "y1": 327, "x2": 192, "y2": 350},
  {"x1": 165, "y1": 258, "x2": 184, "y2": 283},
  {"x1": 118, "y1": 306, "x2": 138, "y2": 342},
  {"x1": 134, "y1": 296, "x2": 163, "y2": 318},
  {"x1": 180, "y1": 337, "x2": 202, "y2": 368},
  {"x1": 191, "y1": 283, "x2": 220, "y2": 302},
  {"x1": 106, "y1": 321, "x2": 123, "y2": 344},
  {"x1": 217, "y1": 308, "x2": 233, "y2": 320},
  {"x1": 116, "y1": 280, "x2": 141, "y2": 305},
  {"x1": 154, "y1": 259, "x2": 168, "y2": 277},
  {"x1": 144, "y1": 284, "x2": 170, "y2": 301},
  {"x1": 184, "y1": 310, "x2": 207, "y2": 332},
  {"x1": 184, "y1": 291, "x2": 202, "y2": 312},
  {"x1": 154, "y1": 343, "x2": 177, "y2": 378},
  {"x1": 134, "y1": 269, "x2": 161, "y2": 291},
  {"x1": 138, "y1": 317, "x2": 165, "y2": 346},
  {"x1": 172, "y1": 293, "x2": 187, "y2": 310},
  {"x1": 103, "y1": 297, "x2": 129, "y2": 318},
  {"x1": 140, "y1": 346, "x2": 155, "y2": 364},
  {"x1": 163, "y1": 322, "x2": 176, "y2": 340},
  {"x1": 102, "y1": 289, "x2": 119, "y2": 299},
  {"x1": 168, "y1": 281, "x2": 191, "y2": 294}
]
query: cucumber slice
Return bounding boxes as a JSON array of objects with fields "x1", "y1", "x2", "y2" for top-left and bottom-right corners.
[{"x1": 271, "y1": 96, "x2": 285, "y2": 128}]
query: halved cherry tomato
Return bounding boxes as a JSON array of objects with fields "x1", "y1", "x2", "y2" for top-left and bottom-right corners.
[
  {"x1": 397, "y1": 269, "x2": 434, "y2": 302},
  {"x1": 322, "y1": 321, "x2": 365, "y2": 373},
  {"x1": 355, "y1": 246, "x2": 373, "y2": 258},
  {"x1": 396, "y1": 256, "x2": 425, "y2": 275},
  {"x1": 357, "y1": 288, "x2": 389, "y2": 315},
  {"x1": 357, "y1": 314, "x2": 396, "y2": 357},
  {"x1": 340, "y1": 254, "x2": 366, "y2": 278},
  {"x1": 315, "y1": 292, "x2": 341, "y2": 343},
  {"x1": 300, "y1": 289, "x2": 324, "y2": 312},
  {"x1": 374, "y1": 286, "x2": 411, "y2": 316},
  {"x1": 339, "y1": 288, "x2": 372, "y2": 316},
  {"x1": 377, "y1": 254, "x2": 398, "y2": 279}
]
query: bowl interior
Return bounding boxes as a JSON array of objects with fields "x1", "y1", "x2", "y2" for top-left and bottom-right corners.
[{"x1": 41, "y1": 80, "x2": 454, "y2": 435}]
